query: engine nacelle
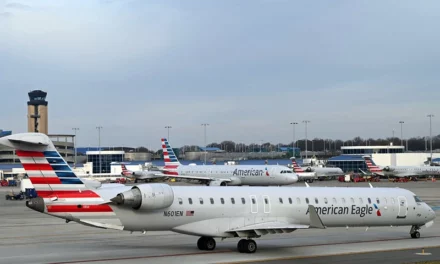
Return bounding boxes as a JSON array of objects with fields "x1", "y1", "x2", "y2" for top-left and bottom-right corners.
[
  {"x1": 383, "y1": 166, "x2": 392, "y2": 171},
  {"x1": 209, "y1": 180, "x2": 226, "y2": 186},
  {"x1": 305, "y1": 167, "x2": 313, "y2": 172},
  {"x1": 111, "y1": 183, "x2": 174, "y2": 211}
]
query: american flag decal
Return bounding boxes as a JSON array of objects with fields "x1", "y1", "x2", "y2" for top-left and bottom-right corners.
[{"x1": 186, "y1": 210, "x2": 194, "y2": 216}]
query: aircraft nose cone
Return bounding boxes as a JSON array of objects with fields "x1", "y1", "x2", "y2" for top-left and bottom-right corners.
[
  {"x1": 430, "y1": 209, "x2": 436, "y2": 221},
  {"x1": 26, "y1": 197, "x2": 45, "y2": 213}
]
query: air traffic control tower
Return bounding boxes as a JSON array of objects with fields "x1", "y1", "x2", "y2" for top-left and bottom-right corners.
[{"x1": 27, "y1": 90, "x2": 48, "y2": 134}]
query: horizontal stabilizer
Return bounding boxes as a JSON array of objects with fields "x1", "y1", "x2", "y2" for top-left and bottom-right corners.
[
  {"x1": 0, "y1": 133, "x2": 51, "y2": 151},
  {"x1": 64, "y1": 213, "x2": 124, "y2": 230}
]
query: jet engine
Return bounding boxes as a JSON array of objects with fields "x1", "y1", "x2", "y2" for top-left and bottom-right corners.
[
  {"x1": 111, "y1": 183, "x2": 174, "y2": 211},
  {"x1": 228, "y1": 176, "x2": 242, "y2": 186},
  {"x1": 305, "y1": 167, "x2": 313, "y2": 172},
  {"x1": 209, "y1": 181, "x2": 227, "y2": 186},
  {"x1": 383, "y1": 166, "x2": 392, "y2": 171}
]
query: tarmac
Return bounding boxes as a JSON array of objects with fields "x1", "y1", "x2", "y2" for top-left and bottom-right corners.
[{"x1": 0, "y1": 180, "x2": 438, "y2": 264}]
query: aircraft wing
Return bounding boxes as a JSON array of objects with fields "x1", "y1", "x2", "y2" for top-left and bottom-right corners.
[
  {"x1": 226, "y1": 222, "x2": 310, "y2": 236},
  {"x1": 226, "y1": 205, "x2": 325, "y2": 237},
  {"x1": 155, "y1": 173, "x2": 232, "y2": 182},
  {"x1": 392, "y1": 172, "x2": 417, "y2": 178}
]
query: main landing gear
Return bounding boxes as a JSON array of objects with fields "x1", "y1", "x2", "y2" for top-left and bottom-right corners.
[
  {"x1": 196, "y1": 237, "x2": 258, "y2": 253},
  {"x1": 410, "y1": 225, "x2": 421, "y2": 239},
  {"x1": 197, "y1": 236, "x2": 216, "y2": 250},
  {"x1": 237, "y1": 239, "x2": 257, "y2": 253}
]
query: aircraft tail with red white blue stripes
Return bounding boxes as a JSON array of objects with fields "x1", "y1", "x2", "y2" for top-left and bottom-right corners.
[
  {"x1": 161, "y1": 138, "x2": 181, "y2": 175},
  {"x1": 0, "y1": 133, "x2": 127, "y2": 230},
  {"x1": 291, "y1": 158, "x2": 305, "y2": 173},
  {"x1": 363, "y1": 155, "x2": 384, "y2": 176}
]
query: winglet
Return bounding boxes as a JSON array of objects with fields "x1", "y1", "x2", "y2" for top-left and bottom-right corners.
[
  {"x1": 308, "y1": 205, "x2": 325, "y2": 229},
  {"x1": 369, "y1": 183, "x2": 373, "y2": 188},
  {"x1": 305, "y1": 182, "x2": 310, "y2": 188}
]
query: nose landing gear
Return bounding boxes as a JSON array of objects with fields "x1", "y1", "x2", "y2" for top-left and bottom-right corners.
[{"x1": 410, "y1": 225, "x2": 421, "y2": 239}]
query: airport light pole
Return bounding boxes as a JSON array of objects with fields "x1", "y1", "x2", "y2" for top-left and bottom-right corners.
[
  {"x1": 302, "y1": 120, "x2": 310, "y2": 158},
  {"x1": 72, "y1": 128, "x2": 79, "y2": 168},
  {"x1": 427, "y1": 114, "x2": 434, "y2": 162},
  {"x1": 399, "y1": 121, "x2": 404, "y2": 148},
  {"x1": 290, "y1": 122, "x2": 298, "y2": 154},
  {"x1": 96, "y1": 126, "x2": 103, "y2": 174},
  {"x1": 165, "y1": 126, "x2": 172, "y2": 141},
  {"x1": 201, "y1": 123, "x2": 209, "y2": 164}
]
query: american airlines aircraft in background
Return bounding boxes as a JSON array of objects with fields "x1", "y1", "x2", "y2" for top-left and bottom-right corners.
[
  {"x1": 3, "y1": 133, "x2": 435, "y2": 254},
  {"x1": 289, "y1": 158, "x2": 317, "y2": 183},
  {"x1": 120, "y1": 164, "x2": 164, "y2": 183},
  {"x1": 158, "y1": 138, "x2": 298, "y2": 186},
  {"x1": 291, "y1": 158, "x2": 344, "y2": 181},
  {"x1": 363, "y1": 156, "x2": 440, "y2": 179}
]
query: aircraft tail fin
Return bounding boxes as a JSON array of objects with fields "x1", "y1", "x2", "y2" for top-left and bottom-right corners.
[
  {"x1": 290, "y1": 157, "x2": 305, "y2": 173},
  {"x1": 121, "y1": 164, "x2": 132, "y2": 176},
  {"x1": 161, "y1": 138, "x2": 181, "y2": 169},
  {"x1": 362, "y1": 155, "x2": 383, "y2": 174},
  {"x1": 0, "y1": 133, "x2": 102, "y2": 200}
]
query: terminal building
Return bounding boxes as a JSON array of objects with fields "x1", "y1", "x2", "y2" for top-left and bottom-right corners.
[{"x1": 327, "y1": 145, "x2": 440, "y2": 173}]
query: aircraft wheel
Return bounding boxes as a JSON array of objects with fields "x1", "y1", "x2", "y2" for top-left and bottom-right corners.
[
  {"x1": 237, "y1": 239, "x2": 247, "y2": 253},
  {"x1": 411, "y1": 231, "x2": 420, "y2": 239},
  {"x1": 134, "y1": 179, "x2": 138, "y2": 183},
  {"x1": 243, "y1": 239, "x2": 257, "y2": 253},
  {"x1": 205, "y1": 237, "x2": 216, "y2": 250},
  {"x1": 197, "y1": 237, "x2": 206, "y2": 250},
  {"x1": 197, "y1": 237, "x2": 216, "y2": 250}
]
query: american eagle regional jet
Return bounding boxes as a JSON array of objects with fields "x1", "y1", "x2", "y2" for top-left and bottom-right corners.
[
  {"x1": 158, "y1": 138, "x2": 298, "y2": 186},
  {"x1": 2, "y1": 133, "x2": 435, "y2": 254},
  {"x1": 121, "y1": 164, "x2": 164, "y2": 183},
  {"x1": 363, "y1": 155, "x2": 440, "y2": 178}
]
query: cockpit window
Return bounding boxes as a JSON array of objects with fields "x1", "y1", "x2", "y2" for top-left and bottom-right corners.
[{"x1": 414, "y1": 196, "x2": 423, "y2": 203}]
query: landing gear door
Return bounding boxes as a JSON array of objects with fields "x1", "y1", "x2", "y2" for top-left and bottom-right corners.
[{"x1": 397, "y1": 196, "x2": 408, "y2": 219}]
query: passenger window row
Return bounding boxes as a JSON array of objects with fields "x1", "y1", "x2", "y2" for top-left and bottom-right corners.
[
  {"x1": 277, "y1": 197, "x2": 396, "y2": 205},
  {"x1": 177, "y1": 196, "x2": 397, "y2": 206}
]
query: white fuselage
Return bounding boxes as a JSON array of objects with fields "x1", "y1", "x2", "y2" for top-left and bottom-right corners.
[
  {"x1": 97, "y1": 185, "x2": 435, "y2": 237},
  {"x1": 383, "y1": 166, "x2": 440, "y2": 177},
  {"x1": 311, "y1": 167, "x2": 344, "y2": 177},
  {"x1": 174, "y1": 165, "x2": 298, "y2": 186}
]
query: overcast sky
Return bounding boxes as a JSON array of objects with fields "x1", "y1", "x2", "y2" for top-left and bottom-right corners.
[{"x1": 0, "y1": 0, "x2": 438, "y2": 149}]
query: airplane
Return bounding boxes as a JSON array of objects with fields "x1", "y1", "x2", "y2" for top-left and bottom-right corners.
[
  {"x1": 288, "y1": 158, "x2": 317, "y2": 183},
  {"x1": 2, "y1": 133, "x2": 435, "y2": 254},
  {"x1": 290, "y1": 158, "x2": 344, "y2": 180},
  {"x1": 158, "y1": 138, "x2": 299, "y2": 186},
  {"x1": 120, "y1": 164, "x2": 165, "y2": 183},
  {"x1": 363, "y1": 155, "x2": 440, "y2": 179}
]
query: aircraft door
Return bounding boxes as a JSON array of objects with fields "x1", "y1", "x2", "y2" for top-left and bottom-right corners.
[
  {"x1": 250, "y1": 195, "x2": 258, "y2": 213},
  {"x1": 397, "y1": 196, "x2": 408, "y2": 219},
  {"x1": 262, "y1": 195, "x2": 271, "y2": 213}
]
